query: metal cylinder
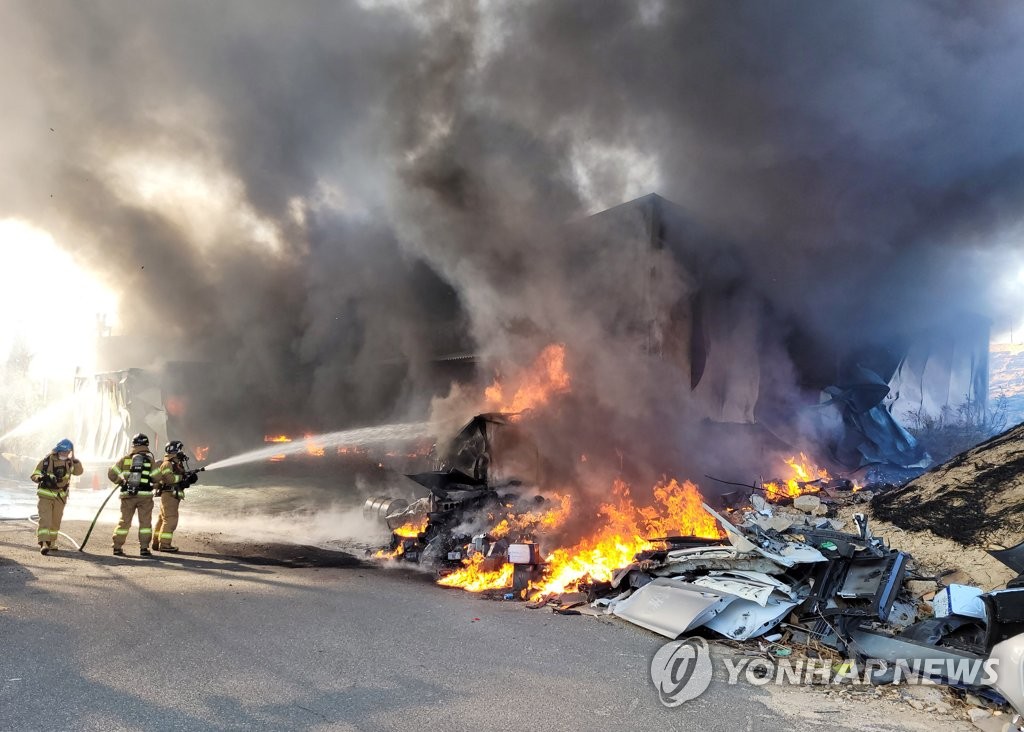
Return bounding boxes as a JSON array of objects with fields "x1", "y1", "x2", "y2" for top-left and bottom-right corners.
[{"x1": 362, "y1": 496, "x2": 409, "y2": 523}]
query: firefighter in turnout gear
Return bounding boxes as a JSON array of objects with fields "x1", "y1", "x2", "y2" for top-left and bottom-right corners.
[
  {"x1": 151, "y1": 440, "x2": 200, "y2": 552},
  {"x1": 30, "y1": 439, "x2": 83, "y2": 554},
  {"x1": 108, "y1": 433, "x2": 156, "y2": 556}
]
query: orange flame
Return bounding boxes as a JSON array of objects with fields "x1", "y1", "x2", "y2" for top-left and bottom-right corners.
[
  {"x1": 264, "y1": 435, "x2": 292, "y2": 444},
  {"x1": 392, "y1": 515, "x2": 428, "y2": 538},
  {"x1": 763, "y1": 453, "x2": 830, "y2": 501},
  {"x1": 490, "y1": 494, "x2": 572, "y2": 540},
  {"x1": 438, "y1": 554, "x2": 514, "y2": 592},
  {"x1": 437, "y1": 478, "x2": 721, "y2": 598},
  {"x1": 437, "y1": 495, "x2": 572, "y2": 591},
  {"x1": 164, "y1": 396, "x2": 186, "y2": 418},
  {"x1": 485, "y1": 344, "x2": 570, "y2": 414},
  {"x1": 375, "y1": 544, "x2": 405, "y2": 559},
  {"x1": 193, "y1": 445, "x2": 209, "y2": 462},
  {"x1": 303, "y1": 434, "x2": 326, "y2": 457},
  {"x1": 375, "y1": 518, "x2": 429, "y2": 558},
  {"x1": 532, "y1": 478, "x2": 721, "y2": 598}
]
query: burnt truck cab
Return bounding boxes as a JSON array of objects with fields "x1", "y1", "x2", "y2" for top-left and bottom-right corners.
[
  {"x1": 365, "y1": 413, "x2": 543, "y2": 566},
  {"x1": 433, "y1": 412, "x2": 540, "y2": 488}
]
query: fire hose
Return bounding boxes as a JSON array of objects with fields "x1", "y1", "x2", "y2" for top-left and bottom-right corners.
[
  {"x1": 4, "y1": 464, "x2": 207, "y2": 552},
  {"x1": 0, "y1": 483, "x2": 118, "y2": 552},
  {"x1": 0, "y1": 514, "x2": 82, "y2": 551},
  {"x1": 79, "y1": 467, "x2": 203, "y2": 551},
  {"x1": 0, "y1": 475, "x2": 83, "y2": 549},
  {"x1": 79, "y1": 484, "x2": 120, "y2": 552}
]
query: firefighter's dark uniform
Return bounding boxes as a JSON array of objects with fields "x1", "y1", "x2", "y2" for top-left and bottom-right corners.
[
  {"x1": 30, "y1": 451, "x2": 83, "y2": 550},
  {"x1": 108, "y1": 445, "x2": 155, "y2": 554}
]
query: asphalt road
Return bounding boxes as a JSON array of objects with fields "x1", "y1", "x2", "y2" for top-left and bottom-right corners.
[{"x1": 0, "y1": 510, "x2": 969, "y2": 731}]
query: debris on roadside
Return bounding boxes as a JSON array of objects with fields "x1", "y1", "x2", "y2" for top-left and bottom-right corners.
[{"x1": 365, "y1": 413, "x2": 1024, "y2": 728}]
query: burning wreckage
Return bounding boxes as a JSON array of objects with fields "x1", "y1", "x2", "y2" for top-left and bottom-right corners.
[
  {"x1": 364, "y1": 414, "x2": 548, "y2": 578},
  {"x1": 366, "y1": 413, "x2": 1024, "y2": 722}
]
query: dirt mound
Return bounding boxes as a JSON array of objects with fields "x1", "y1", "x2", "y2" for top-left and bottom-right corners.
[
  {"x1": 872, "y1": 422, "x2": 1024, "y2": 548},
  {"x1": 833, "y1": 506, "x2": 1016, "y2": 591}
]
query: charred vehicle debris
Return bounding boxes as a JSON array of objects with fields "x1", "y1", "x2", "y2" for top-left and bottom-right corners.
[
  {"x1": 363, "y1": 412, "x2": 1024, "y2": 726},
  {"x1": 364, "y1": 413, "x2": 545, "y2": 572}
]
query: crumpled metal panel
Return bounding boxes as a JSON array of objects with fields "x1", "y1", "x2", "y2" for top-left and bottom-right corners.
[
  {"x1": 612, "y1": 578, "x2": 738, "y2": 639},
  {"x1": 710, "y1": 570, "x2": 797, "y2": 596},
  {"x1": 658, "y1": 546, "x2": 786, "y2": 576},
  {"x1": 665, "y1": 546, "x2": 741, "y2": 563},
  {"x1": 654, "y1": 557, "x2": 786, "y2": 577},
  {"x1": 755, "y1": 540, "x2": 828, "y2": 567},
  {"x1": 690, "y1": 577, "x2": 774, "y2": 607},
  {"x1": 692, "y1": 571, "x2": 798, "y2": 607},
  {"x1": 702, "y1": 503, "x2": 827, "y2": 567},
  {"x1": 703, "y1": 596, "x2": 798, "y2": 641},
  {"x1": 847, "y1": 626, "x2": 986, "y2": 681},
  {"x1": 986, "y1": 632, "x2": 1024, "y2": 717}
]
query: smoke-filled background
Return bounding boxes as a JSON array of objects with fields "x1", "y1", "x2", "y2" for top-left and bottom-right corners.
[{"x1": 2, "y1": 0, "x2": 1024, "y2": 494}]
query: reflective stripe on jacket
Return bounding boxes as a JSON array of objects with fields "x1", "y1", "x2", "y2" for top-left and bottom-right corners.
[
  {"x1": 30, "y1": 454, "x2": 83, "y2": 490},
  {"x1": 153, "y1": 456, "x2": 186, "y2": 496},
  {"x1": 108, "y1": 446, "x2": 155, "y2": 492}
]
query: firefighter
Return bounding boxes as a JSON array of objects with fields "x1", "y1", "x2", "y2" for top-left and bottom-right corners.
[
  {"x1": 108, "y1": 432, "x2": 156, "y2": 556},
  {"x1": 151, "y1": 440, "x2": 199, "y2": 552},
  {"x1": 30, "y1": 438, "x2": 84, "y2": 554}
]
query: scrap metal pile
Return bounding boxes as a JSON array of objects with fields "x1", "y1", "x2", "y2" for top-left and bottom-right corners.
[
  {"x1": 361, "y1": 347, "x2": 1024, "y2": 723},
  {"x1": 367, "y1": 432, "x2": 1024, "y2": 720},
  {"x1": 584, "y1": 499, "x2": 1024, "y2": 668}
]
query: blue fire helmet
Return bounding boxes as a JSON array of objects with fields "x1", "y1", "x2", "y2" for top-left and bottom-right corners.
[{"x1": 54, "y1": 439, "x2": 73, "y2": 453}]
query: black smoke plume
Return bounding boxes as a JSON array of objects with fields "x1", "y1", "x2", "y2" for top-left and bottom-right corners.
[{"x1": 2, "y1": 1, "x2": 1022, "y2": 492}]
